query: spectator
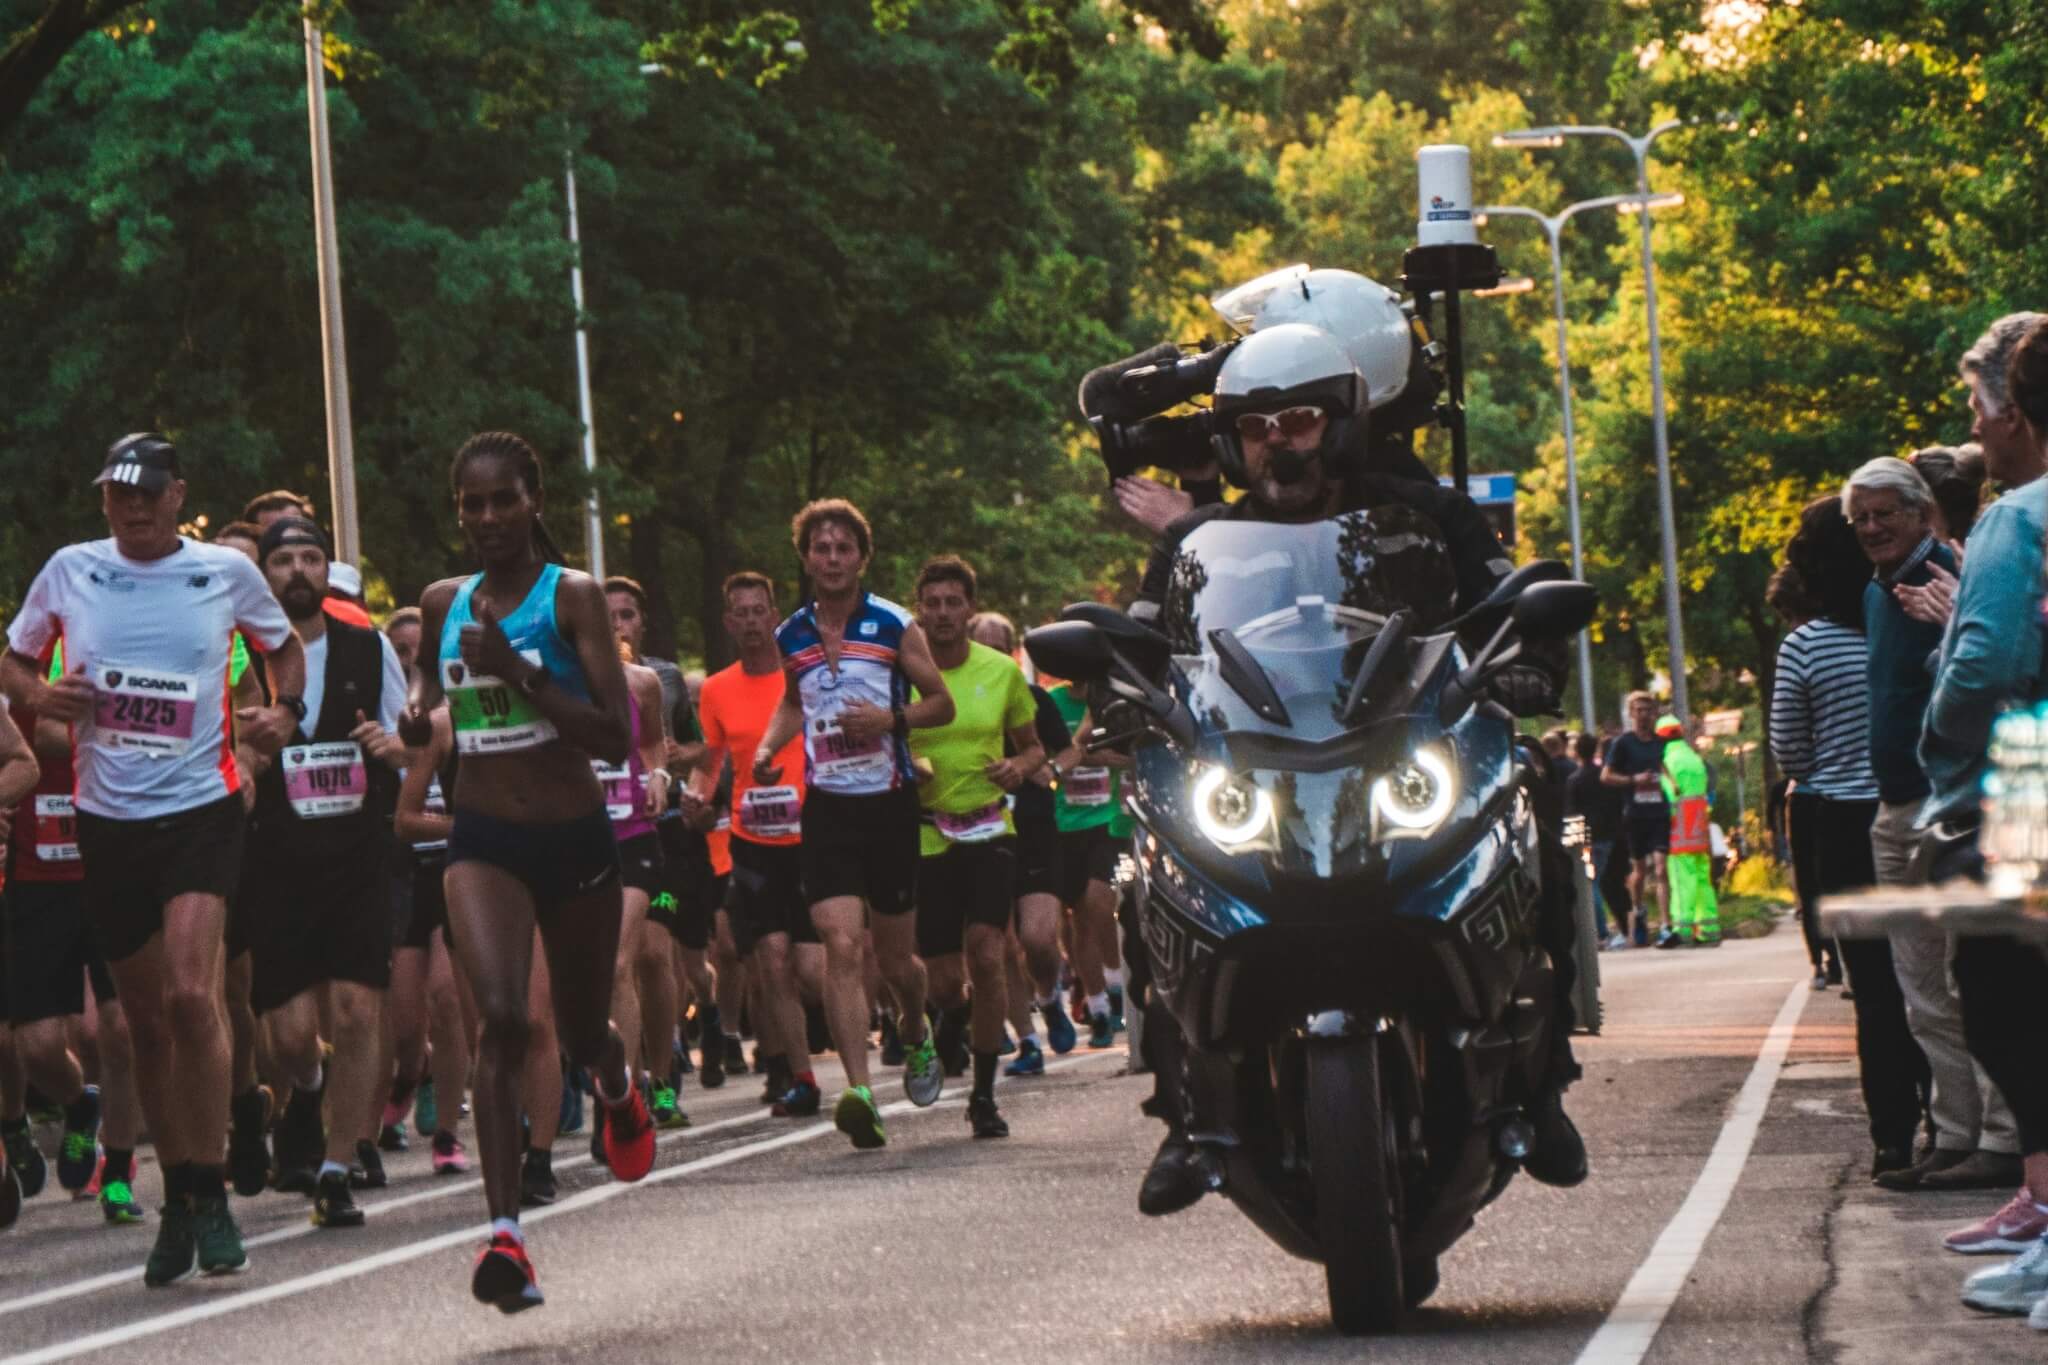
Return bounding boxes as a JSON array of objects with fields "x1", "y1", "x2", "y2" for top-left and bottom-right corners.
[
  {"x1": 1769, "y1": 494, "x2": 1929, "y2": 1178},
  {"x1": 1601, "y1": 692, "x2": 1670, "y2": 946},
  {"x1": 1542, "y1": 729, "x2": 1578, "y2": 790},
  {"x1": 1656, "y1": 715, "x2": 1720, "y2": 947},
  {"x1": 1566, "y1": 732, "x2": 1629, "y2": 949},
  {"x1": 1935, "y1": 314, "x2": 2048, "y2": 1319},
  {"x1": 1843, "y1": 455, "x2": 2020, "y2": 1193},
  {"x1": 1765, "y1": 560, "x2": 1837, "y2": 985},
  {"x1": 1911, "y1": 443, "x2": 1989, "y2": 544}
]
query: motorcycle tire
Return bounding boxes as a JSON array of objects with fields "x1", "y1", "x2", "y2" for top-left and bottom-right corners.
[
  {"x1": 1307, "y1": 1036, "x2": 1404, "y2": 1335},
  {"x1": 1403, "y1": 1254, "x2": 1440, "y2": 1309}
]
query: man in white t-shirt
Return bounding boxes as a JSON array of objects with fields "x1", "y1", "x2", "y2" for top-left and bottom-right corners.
[{"x1": 0, "y1": 433, "x2": 306, "y2": 1288}]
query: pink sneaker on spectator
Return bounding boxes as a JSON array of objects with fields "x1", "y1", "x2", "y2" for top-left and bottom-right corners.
[{"x1": 1946, "y1": 1188, "x2": 2048, "y2": 1255}]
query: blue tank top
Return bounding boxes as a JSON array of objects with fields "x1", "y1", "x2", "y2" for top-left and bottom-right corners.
[{"x1": 438, "y1": 564, "x2": 592, "y2": 756}]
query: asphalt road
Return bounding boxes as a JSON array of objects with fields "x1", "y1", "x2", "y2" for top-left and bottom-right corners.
[{"x1": 1, "y1": 921, "x2": 2037, "y2": 1363}]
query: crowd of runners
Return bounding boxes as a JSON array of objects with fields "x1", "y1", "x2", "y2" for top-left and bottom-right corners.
[{"x1": 0, "y1": 431, "x2": 1135, "y2": 1312}]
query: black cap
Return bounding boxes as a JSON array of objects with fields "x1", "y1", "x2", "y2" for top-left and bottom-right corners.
[
  {"x1": 258, "y1": 515, "x2": 332, "y2": 564},
  {"x1": 95, "y1": 433, "x2": 180, "y2": 493}
]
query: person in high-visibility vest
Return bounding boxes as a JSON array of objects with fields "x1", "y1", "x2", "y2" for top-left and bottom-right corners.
[{"x1": 1657, "y1": 716, "x2": 1721, "y2": 948}]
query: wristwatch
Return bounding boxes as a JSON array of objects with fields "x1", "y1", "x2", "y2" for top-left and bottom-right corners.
[
  {"x1": 275, "y1": 694, "x2": 308, "y2": 724},
  {"x1": 517, "y1": 666, "x2": 553, "y2": 700}
]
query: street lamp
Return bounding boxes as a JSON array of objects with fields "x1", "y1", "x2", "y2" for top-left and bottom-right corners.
[
  {"x1": 1473, "y1": 190, "x2": 1684, "y2": 729},
  {"x1": 303, "y1": 19, "x2": 360, "y2": 562},
  {"x1": 1494, "y1": 120, "x2": 1702, "y2": 720}
]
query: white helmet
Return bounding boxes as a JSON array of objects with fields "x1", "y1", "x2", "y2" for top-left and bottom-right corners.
[
  {"x1": 1209, "y1": 323, "x2": 1366, "y2": 485},
  {"x1": 1210, "y1": 266, "x2": 1412, "y2": 409}
]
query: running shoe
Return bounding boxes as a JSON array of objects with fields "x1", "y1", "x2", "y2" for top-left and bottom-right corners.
[
  {"x1": 473, "y1": 1232, "x2": 545, "y2": 1314},
  {"x1": 559, "y1": 1067, "x2": 586, "y2": 1136},
  {"x1": 834, "y1": 1085, "x2": 886, "y2": 1150},
  {"x1": 1005, "y1": 1038, "x2": 1046, "y2": 1077},
  {"x1": 1088, "y1": 1011, "x2": 1115, "y2": 1050},
  {"x1": 313, "y1": 1170, "x2": 366, "y2": 1229},
  {"x1": 879, "y1": 1015, "x2": 906, "y2": 1067},
  {"x1": 519, "y1": 1148, "x2": 556, "y2": 1207},
  {"x1": 100, "y1": 1180, "x2": 146, "y2": 1225},
  {"x1": 1043, "y1": 999, "x2": 1077, "y2": 1055},
  {"x1": 1, "y1": 1123, "x2": 45, "y2": 1199},
  {"x1": 699, "y1": 1036, "x2": 727, "y2": 1090},
  {"x1": 191, "y1": 1196, "x2": 248, "y2": 1275},
  {"x1": 1654, "y1": 929, "x2": 1687, "y2": 950},
  {"x1": 1947, "y1": 1189, "x2": 2048, "y2": 1255},
  {"x1": 0, "y1": 1163, "x2": 20, "y2": 1231},
  {"x1": 56, "y1": 1086, "x2": 100, "y2": 1192},
  {"x1": 413, "y1": 1078, "x2": 438, "y2": 1139},
  {"x1": 649, "y1": 1083, "x2": 689, "y2": 1131},
  {"x1": 378, "y1": 1122, "x2": 409, "y2": 1153},
  {"x1": 143, "y1": 1200, "x2": 196, "y2": 1287},
  {"x1": 1605, "y1": 934, "x2": 1631, "y2": 951},
  {"x1": 772, "y1": 1080, "x2": 822, "y2": 1118},
  {"x1": 602, "y1": 1087, "x2": 657, "y2": 1183},
  {"x1": 2031, "y1": 1290, "x2": 2048, "y2": 1332},
  {"x1": 1810, "y1": 973, "x2": 1827, "y2": 990},
  {"x1": 1963, "y1": 1237, "x2": 2048, "y2": 1314},
  {"x1": 353, "y1": 1139, "x2": 388, "y2": 1189},
  {"x1": 1109, "y1": 986, "x2": 1126, "y2": 1032},
  {"x1": 380, "y1": 1095, "x2": 410, "y2": 1134},
  {"x1": 967, "y1": 1095, "x2": 1009, "y2": 1139},
  {"x1": 431, "y1": 1130, "x2": 471, "y2": 1175},
  {"x1": 1070, "y1": 995, "x2": 1090, "y2": 1026},
  {"x1": 723, "y1": 1034, "x2": 747, "y2": 1076},
  {"x1": 903, "y1": 1034, "x2": 945, "y2": 1108},
  {"x1": 228, "y1": 1086, "x2": 273, "y2": 1198}
]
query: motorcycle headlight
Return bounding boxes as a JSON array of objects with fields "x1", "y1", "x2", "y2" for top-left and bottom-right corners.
[
  {"x1": 1192, "y1": 764, "x2": 1273, "y2": 850},
  {"x1": 1371, "y1": 744, "x2": 1456, "y2": 839}
]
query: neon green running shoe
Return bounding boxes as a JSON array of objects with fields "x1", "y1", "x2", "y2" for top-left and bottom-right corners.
[
  {"x1": 100, "y1": 1179, "x2": 146, "y2": 1226},
  {"x1": 649, "y1": 1083, "x2": 689, "y2": 1130},
  {"x1": 833, "y1": 1086, "x2": 886, "y2": 1150},
  {"x1": 902, "y1": 1034, "x2": 944, "y2": 1108}
]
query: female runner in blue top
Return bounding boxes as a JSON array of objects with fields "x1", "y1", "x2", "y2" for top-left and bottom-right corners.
[{"x1": 399, "y1": 432, "x2": 653, "y2": 1314}]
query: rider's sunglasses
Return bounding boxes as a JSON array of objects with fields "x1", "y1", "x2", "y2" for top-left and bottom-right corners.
[{"x1": 1233, "y1": 405, "x2": 1325, "y2": 444}]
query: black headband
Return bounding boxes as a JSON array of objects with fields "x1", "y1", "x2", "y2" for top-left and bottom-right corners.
[{"x1": 258, "y1": 515, "x2": 331, "y2": 562}]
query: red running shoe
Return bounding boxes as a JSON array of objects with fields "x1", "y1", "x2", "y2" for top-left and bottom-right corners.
[
  {"x1": 602, "y1": 1086, "x2": 657, "y2": 1183},
  {"x1": 472, "y1": 1232, "x2": 544, "y2": 1313}
]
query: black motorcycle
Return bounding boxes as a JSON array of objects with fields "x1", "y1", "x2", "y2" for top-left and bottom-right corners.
[{"x1": 1026, "y1": 509, "x2": 1597, "y2": 1334}]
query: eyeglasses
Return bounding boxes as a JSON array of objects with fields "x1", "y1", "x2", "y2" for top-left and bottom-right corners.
[
  {"x1": 1233, "y1": 405, "x2": 1325, "y2": 444},
  {"x1": 1847, "y1": 505, "x2": 1908, "y2": 528}
]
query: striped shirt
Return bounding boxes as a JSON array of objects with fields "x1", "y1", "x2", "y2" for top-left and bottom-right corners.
[{"x1": 1769, "y1": 620, "x2": 1880, "y2": 802}]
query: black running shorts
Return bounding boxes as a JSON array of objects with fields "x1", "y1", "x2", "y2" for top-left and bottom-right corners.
[
  {"x1": 1057, "y1": 826, "x2": 1122, "y2": 907},
  {"x1": 800, "y1": 786, "x2": 920, "y2": 917},
  {"x1": 1013, "y1": 804, "x2": 1061, "y2": 901},
  {"x1": 914, "y1": 838, "x2": 1016, "y2": 959},
  {"x1": 243, "y1": 840, "x2": 394, "y2": 1015},
  {"x1": 2, "y1": 880, "x2": 115, "y2": 1024},
  {"x1": 725, "y1": 838, "x2": 815, "y2": 957},
  {"x1": 75, "y1": 794, "x2": 246, "y2": 963}
]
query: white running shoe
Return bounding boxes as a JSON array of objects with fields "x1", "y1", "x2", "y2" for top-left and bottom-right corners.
[{"x1": 1962, "y1": 1237, "x2": 2048, "y2": 1314}]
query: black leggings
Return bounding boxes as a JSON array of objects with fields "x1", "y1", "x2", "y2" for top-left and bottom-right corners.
[
  {"x1": 1811, "y1": 795, "x2": 1930, "y2": 1152},
  {"x1": 1786, "y1": 791, "x2": 1837, "y2": 976},
  {"x1": 1955, "y1": 936, "x2": 2048, "y2": 1157}
]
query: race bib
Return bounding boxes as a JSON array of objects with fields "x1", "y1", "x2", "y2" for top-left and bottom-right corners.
[
  {"x1": 281, "y1": 742, "x2": 367, "y2": 818},
  {"x1": 740, "y1": 785, "x2": 802, "y2": 839},
  {"x1": 932, "y1": 799, "x2": 1008, "y2": 844},
  {"x1": 445, "y1": 652, "x2": 559, "y2": 755},
  {"x1": 1063, "y1": 767, "x2": 1113, "y2": 808},
  {"x1": 810, "y1": 714, "x2": 892, "y2": 786},
  {"x1": 33, "y1": 793, "x2": 79, "y2": 863},
  {"x1": 91, "y1": 665, "x2": 198, "y2": 755},
  {"x1": 593, "y1": 758, "x2": 637, "y2": 823}
]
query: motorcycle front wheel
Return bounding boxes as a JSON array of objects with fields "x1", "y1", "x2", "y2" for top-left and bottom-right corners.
[{"x1": 1306, "y1": 1035, "x2": 1404, "y2": 1335}]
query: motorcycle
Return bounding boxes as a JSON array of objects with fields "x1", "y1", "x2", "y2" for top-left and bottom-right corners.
[{"x1": 1025, "y1": 508, "x2": 1598, "y2": 1335}]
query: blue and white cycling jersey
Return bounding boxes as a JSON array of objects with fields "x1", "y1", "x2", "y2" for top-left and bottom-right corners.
[{"x1": 774, "y1": 592, "x2": 915, "y2": 795}]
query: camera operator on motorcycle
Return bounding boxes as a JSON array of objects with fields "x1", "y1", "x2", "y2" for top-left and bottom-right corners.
[{"x1": 1115, "y1": 321, "x2": 1589, "y2": 1214}]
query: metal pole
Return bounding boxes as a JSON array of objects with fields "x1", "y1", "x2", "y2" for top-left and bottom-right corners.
[
  {"x1": 564, "y1": 153, "x2": 606, "y2": 580},
  {"x1": 303, "y1": 21, "x2": 359, "y2": 563},
  {"x1": 1635, "y1": 136, "x2": 1688, "y2": 721},
  {"x1": 1544, "y1": 223, "x2": 1597, "y2": 729}
]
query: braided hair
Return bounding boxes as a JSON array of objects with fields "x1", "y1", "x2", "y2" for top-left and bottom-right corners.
[{"x1": 449, "y1": 431, "x2": 565, "y2": 564}]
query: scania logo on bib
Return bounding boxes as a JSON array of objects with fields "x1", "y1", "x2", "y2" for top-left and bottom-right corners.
[
  {"x1": 105, "y1": 670, "x2": 123, "y2": 687},
  {"x1": 448, "y1": 662, "x2": 466, "y2": 684}
]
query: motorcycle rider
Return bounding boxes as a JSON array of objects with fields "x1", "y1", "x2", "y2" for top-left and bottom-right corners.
[{"x1": 1123, "y1": 322, "x2": 1588, "y2": 1212}]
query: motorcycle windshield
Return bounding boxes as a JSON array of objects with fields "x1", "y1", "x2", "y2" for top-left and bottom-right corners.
[{"x1": 1156, "y1": 508, "x2": 1469, "y2": 879}]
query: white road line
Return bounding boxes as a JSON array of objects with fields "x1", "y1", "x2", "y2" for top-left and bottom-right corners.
[
  {"x1": 1, "y1": 1048, "x2": 1127, "y2": 1365},
  {"x1": 1573, "y1": 977, "x2": 1809, "y2": 1365}
]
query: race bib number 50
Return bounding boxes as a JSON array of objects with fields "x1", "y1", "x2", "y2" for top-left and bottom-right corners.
[
  {"x1": 92, "y1": 665, "x2": 198, "y2": 755},
  {"x1": 445, "y1": 652, "x2": 559, "y2": 755}
]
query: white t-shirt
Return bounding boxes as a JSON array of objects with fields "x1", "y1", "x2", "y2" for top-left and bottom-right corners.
[
  {"x1": 300, "y1": 629, "x2": 408, "y2": 736},
  {"x1": 7, "y1": 538, "x2": 292, "y2": 820}
]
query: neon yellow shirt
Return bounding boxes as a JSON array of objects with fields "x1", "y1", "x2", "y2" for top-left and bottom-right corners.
[{"x1": 910, "y1": 641, "x2": 1035, "y2": 857}]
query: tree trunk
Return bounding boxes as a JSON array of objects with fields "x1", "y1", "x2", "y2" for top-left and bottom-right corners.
[
  {"x1": 0, "y1": 1, "x2": 126, "y2": 144},
  {"x1": 629, "y1": 508, "x2": 675, "y2": 661},
  {"x1": 694, "y1": 423, "x2": 753, "y2": 671}
]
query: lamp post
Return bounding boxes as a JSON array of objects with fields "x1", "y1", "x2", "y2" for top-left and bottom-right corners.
[
  {"x1": 1474, "y1": 191, "x2": 1684, "y2": 730},
  {"x1": 303, "y1": 20, "x2": 360, "y2": 562},
  {"x1": 1494, "y1": 121, "x2": 1699, "y2": 721}
]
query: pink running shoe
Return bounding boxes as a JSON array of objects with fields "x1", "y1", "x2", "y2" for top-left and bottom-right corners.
[
  {"x1": 1946, "y1": 1188, "x2": 2048, "y2": 1255},
  {"x1": 431, "y1": 1131, "x2": 470, "y2": 1176}
]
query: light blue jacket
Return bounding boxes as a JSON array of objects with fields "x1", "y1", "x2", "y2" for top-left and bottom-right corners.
[{"x1": 1918, "y1": 476, "x2": 2048, "y2": 825}]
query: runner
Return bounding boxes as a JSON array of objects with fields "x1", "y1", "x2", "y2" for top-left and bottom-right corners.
[
  {"x1": 1047, "y1": 678, "x2": 1134, "y2": 1050},
  {"x1": 965, "y1": 612, "x2": 1079, "y2": 1074},
  {"x1": 751, "y1": 499, "x2": 955, "y2": 1148},
  {"x1": 1602, "y1": 691, "x2": 1672, "y2": 945},
  {"x1": 907, "y1": 559, "x2": 1044, "y2": 1138},
  {"x1": 240, "y1": 493, "x2": 374, "y2": 628},
  {"x1": 399, "y1": 431, "x2": 653, "y2": 1313},
  {"x1": 0, "y1": 701, "x2": 53, "y2": 1211},
  {"x1": 2, "y1": 643, "x2": 147, "y2": 1224},
  {"x1": 695, "y1": 573, "x2": 824, "y2": 1117},
  {"x1": 241, "y1": 517, "x2": 409, "y2": 1227},
  {"x1": 1, "y1": 432, "x2": 307, "y2": 1287}
]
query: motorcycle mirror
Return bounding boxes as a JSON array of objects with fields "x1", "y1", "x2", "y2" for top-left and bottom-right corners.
[
  {"x1": 1025, "y1": 621, "x2": 1113, "y2": 684},
  {"x1": 1510, "y1": 580, "x2": 1598, "y2": 639},
  {"x1": 1059, "y1": 602, "x2": 1174, "y2": 678},
  {"x1": 1451, "y1": 559, "x2": 1571, "y2": 631}
]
